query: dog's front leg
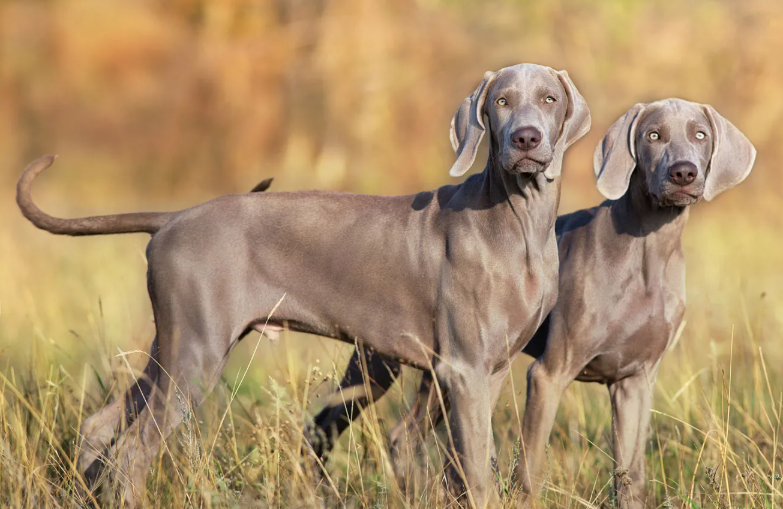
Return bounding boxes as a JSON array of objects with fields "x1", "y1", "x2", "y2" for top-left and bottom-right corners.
[
  {"x1": 609, "y1": 371, "x2": 655, "y2": 509},
  {"x1": 517, "y1": 356, "x2": 580, "y2": 506},
  {"x1": 437, "y1": 361, "x2": 498, "y2": 508}
]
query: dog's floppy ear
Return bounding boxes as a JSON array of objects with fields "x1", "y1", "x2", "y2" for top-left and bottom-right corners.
[
  {"x1": 547, "y1": 70, "x2": 591, "y2": 179},
  {"x1": 593, "y1": 103, "x2": 646, "y2": 199},
  {"x1": 701, "y1": 105, "x2": 756, "y2": 201},
  {"x1": 449, "y1": 71, "x2": 498, "y2": 177}
]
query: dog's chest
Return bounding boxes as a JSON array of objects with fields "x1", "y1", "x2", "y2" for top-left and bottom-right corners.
[
  {"x1": 578, "y1": 265, "x2": 686, "y2": 383},
  {"x1": 498, "y1": 235, "x2": 560, "y2": 356}
]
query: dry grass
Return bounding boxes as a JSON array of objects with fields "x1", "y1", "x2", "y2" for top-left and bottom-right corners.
[
  {"x1": 2, "y1": 0, "x2": 783, "y2": 507},
  {"x1": 1, "y1": 202, "x2": 782, "y2": 509}
]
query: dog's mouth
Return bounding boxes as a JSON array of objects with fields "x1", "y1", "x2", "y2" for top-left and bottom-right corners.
[
  {"x1": 659, "y1": 189, "x2": 702, "y2": 207},
  {"x1": 508, "y1": 156, "x2": 550, "y2": 174}
]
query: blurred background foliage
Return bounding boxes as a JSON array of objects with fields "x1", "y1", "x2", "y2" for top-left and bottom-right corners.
[
  {"x1": 1, "y1": 1, "x2": 783, "y2": 506},
  {"x1": 3, "y1": 0, "x2": 781, "y2": 357},
  {"x1": 1, "y1": 0, "x2": 781, "y2": 202}
]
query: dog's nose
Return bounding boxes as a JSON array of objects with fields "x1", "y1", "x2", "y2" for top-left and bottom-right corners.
[
  {"x1": 668, "y1": 163, "x2": 697, "y2": 186},
  {"x1": 511, "y1": 126, "x2": 542, "y2": 151}
]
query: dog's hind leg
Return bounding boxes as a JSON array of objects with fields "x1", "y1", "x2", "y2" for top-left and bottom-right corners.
[
  {"x1": 304, "y1": 348, "x2": 401, "y2": 462},
  {"x1": 387, "y1": 369, "x2": 442, "y2": 497},
  {"x1": 78, "y1": 338, "x2": 161, "y2": 484},
  {"x1": 106, "y1": 265, "x2": 241, "y2": 508},
  {"x1": 110, "y1": 324, "x2": 233, "y2": 507}
]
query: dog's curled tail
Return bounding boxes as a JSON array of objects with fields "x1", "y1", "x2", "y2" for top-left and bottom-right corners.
[{"x1": 17, "y1": 155, "x2": 173, "y2": 236}]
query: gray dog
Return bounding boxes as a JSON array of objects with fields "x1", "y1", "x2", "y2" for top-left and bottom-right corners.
[
  {"x1": 16, "y1": 63, "x2": 590, "y2": 507},
  {"x1": 308, "y1": 99, "x2": 755, "y2": 508}
]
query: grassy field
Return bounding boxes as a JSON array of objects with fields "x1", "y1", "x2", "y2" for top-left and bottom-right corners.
[
  {"x1": 2, "y1": 0, "x2": 783, "y2": 507},
  {"x1": 1, "y1": 193, "x2": 782, "y2": 509}
]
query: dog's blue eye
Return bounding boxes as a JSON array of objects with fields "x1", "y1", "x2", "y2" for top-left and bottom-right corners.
[
  {"x1": 497, "y1": 98, "x2": 507, "y2": 106},
  {"x1": 649, "y1": 132, "x2": 660, "y2": 141},
  {"x1": 545, "y1": 96, "x2": 555, "y2": 104},
  {"x1": 695, "y1": 131, "x2": 706, "y2": 140}
]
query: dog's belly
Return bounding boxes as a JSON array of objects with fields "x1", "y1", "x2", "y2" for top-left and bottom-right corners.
[{"x1": 246, "y1": 265, "x2": 440, "y2": 369}]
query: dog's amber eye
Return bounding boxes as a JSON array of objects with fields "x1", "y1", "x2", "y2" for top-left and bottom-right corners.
[
  {"x1": 497, "y1": 98, "x2": 507, "y2": 106},
  {"x1": 545, "y1": 96, "x2": 556, "y2": 104},
  {"x1": 649, "y1": 132, "x2": 660, "y2": 141},
  {"x1": 695, "y1": 131, "x2": 706, "y2": 140}
]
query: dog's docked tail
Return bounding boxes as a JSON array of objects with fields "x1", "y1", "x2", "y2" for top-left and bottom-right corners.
[{"x1": 17, "y1": 156, "x2": 174, "y2": 236}]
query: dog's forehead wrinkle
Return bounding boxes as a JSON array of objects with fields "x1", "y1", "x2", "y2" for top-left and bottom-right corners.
[
  {"x1": 653, "y1": 98, "x2": 707, "y2": 124},
  {"x1": 497, "y1": 64, "x2": 558, "y2": 93},
  {"x1": 639, "y1": 105, "x2": 667, "y2": 126},
  {"x1": 641, "y1": 106, "x2": 694, "y2": 140}
]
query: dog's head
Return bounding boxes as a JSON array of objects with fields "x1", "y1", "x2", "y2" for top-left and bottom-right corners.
[
  {"x1": 449, "y1": 64, "x2": 591, "y2": 180},
  {"x1": 594, "y1": 98, "x2": 756, "y2": 205}
]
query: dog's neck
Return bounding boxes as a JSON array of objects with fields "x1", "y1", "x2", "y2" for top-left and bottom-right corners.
[
  {"x1": 478, "y1": 153, "x2": 561, "y2": 244},
  {"x1": 610, "y1": 169, "x2": 689, "y2": 281}
]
